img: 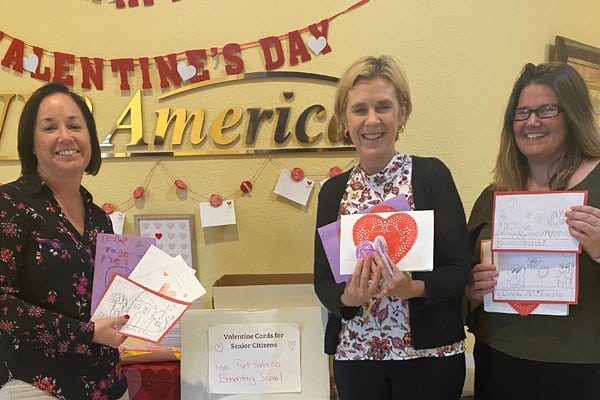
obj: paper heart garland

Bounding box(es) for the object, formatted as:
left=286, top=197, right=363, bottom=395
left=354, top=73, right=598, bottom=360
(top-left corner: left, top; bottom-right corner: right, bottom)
left=353, top=213, right=417, bottom=264
left=177, top=61, right=197, bottom=82
left=307, top=36, right=327, bottom=55
left=23, top=54, right=39, bottom=73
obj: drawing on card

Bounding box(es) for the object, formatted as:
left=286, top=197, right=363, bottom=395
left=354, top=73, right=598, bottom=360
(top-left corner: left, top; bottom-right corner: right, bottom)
left=493, top=251, right=578, bottom=303
left=492, top=192, right=586, bottom=252
left=91, top=274, right=190, bottom=343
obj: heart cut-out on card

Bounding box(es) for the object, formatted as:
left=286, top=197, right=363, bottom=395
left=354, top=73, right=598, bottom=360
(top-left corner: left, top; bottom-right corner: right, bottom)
left=23, top=54, right=39, bottom=73
left=155, top=232, right=163, bottom=240
left=177, top=61, right=197, bottom=81
left=353, top=213, right=417, bottom=264
left=307, top=36, right=327, bottom=55
left=509, top=302, right=540, bottom=316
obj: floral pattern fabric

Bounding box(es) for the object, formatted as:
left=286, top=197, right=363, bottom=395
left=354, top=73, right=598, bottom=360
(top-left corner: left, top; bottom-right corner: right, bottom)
left=335, top=152, right=465, bottom=360
left=0, top=175, right=127, bottom=399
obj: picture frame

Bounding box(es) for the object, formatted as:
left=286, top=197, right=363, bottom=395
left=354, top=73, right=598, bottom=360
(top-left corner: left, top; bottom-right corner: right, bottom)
left=134, top=214, right=197, bottom=269
left=554, top=36, right=600, bottom=123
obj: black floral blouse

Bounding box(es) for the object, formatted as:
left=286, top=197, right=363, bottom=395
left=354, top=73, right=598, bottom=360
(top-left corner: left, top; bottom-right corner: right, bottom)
left=0, top=175, right=127, bottom=399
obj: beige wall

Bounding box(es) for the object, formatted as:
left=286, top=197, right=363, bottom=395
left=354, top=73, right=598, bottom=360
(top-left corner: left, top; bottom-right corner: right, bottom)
left=1, top=0, right=599, bottom=307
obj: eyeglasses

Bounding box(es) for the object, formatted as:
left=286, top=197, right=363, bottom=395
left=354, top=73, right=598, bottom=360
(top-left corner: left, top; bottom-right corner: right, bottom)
left=511, top=104, right=564, bottom=121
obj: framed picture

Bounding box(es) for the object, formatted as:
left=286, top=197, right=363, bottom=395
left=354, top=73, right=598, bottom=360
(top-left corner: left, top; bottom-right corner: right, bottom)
left=554, top=36, right=600, bottom=124
left=134, top=214, right=197, bottom=269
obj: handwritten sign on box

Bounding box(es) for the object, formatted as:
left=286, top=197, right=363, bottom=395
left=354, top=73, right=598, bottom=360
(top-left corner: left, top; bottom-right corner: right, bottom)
left=208, top=322, right=300, bottom=394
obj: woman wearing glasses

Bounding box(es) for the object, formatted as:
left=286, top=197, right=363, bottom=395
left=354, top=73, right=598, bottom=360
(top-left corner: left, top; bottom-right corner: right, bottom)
left=465, top=62, right=600, bottom=399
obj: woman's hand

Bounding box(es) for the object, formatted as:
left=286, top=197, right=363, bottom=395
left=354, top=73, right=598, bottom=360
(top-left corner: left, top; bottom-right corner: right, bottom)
left=565, top=205, right=600, bottom=260
left=375, top=253, right=425, bottom=299
left=341, top=255, right=382, bottom=307
left=465, top=263, right=498, bottom=304
left=92, top=315, right=130, bottom=348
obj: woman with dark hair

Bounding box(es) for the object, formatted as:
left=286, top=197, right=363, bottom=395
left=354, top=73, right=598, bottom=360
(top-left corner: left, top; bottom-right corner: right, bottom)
left=314, top=55, right=470, bottom=399
left=466, top=62, right=600, bottom=399
left=0, top=82, right=129, bottom=399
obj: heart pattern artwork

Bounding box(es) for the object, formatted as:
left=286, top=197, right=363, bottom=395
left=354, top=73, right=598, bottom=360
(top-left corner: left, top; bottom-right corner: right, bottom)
left=352, top=213, right=417, bottom=264
left=139, top=219, right=194, bottom=267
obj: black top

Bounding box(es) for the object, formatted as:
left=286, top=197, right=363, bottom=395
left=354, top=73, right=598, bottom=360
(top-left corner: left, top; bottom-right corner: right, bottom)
left=314, top=156, right=470, bottom=353
left=0, top=175, right=127, bottom=399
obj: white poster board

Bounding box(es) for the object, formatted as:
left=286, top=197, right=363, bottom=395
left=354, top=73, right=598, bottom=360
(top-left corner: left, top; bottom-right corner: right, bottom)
left=181, top=307, right=329, bottom=400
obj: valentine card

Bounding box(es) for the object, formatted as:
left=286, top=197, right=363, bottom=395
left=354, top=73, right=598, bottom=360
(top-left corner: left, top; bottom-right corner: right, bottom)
left=339, top=210, right=433, bottom=275
left=274, top=169, right=314, bottom=206
left=318, top=195, right=411, bottom=283
left=199, top=199, right=236, bottom=227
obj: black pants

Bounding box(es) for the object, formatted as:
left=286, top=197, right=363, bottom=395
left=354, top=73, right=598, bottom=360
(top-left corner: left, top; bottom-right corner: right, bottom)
left=474, top=340, right=600, bottom=400
left=334, top=354, right=465, bottom=400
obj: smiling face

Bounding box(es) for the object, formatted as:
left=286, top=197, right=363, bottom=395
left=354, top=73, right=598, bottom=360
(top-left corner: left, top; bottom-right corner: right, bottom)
left=33, top=92, right=92, bottom=183
left=344, top=77, right=405, bottom=174
left=513, top=83, right=568, bottom=166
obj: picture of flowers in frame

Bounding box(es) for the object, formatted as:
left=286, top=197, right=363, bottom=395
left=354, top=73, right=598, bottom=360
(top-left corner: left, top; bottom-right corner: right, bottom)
left=134, top=214, right=197, bottom=269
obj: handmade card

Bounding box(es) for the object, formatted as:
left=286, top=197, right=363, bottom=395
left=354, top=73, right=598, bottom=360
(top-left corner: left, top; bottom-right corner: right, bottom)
left=91, top=274, right=191, bottom=344
left=480, top=240, right=569, bottom=316
left=339, top=210, right=434, bottom=275
left=317, top=195, right=411, bottom=283
left=492, top=250, right=578, bottom=304
left=199, top=200, right=236, bottom=227
left=92, top=233, right=156, bottom=314
left=492, top=191, right=587, bottom=252
left=274, top=169, right=314, bottom=206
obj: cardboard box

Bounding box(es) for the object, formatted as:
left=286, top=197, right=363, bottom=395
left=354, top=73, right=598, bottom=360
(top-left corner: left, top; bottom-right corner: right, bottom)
left=181, top=307, right=330, bottom=400
left=212, top=273, right=322, bottom=309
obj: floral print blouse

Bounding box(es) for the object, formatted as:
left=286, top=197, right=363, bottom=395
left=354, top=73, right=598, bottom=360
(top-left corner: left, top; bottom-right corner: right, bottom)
left=0, top=175, right=127, bottom=399
left=335, top=152, right=465, bottom=360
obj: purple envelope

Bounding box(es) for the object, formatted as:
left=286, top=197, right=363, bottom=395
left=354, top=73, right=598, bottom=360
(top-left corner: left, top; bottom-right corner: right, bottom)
left=91, top=233, right=156, bottom=314
left=317, top=195, right=410, bottom=283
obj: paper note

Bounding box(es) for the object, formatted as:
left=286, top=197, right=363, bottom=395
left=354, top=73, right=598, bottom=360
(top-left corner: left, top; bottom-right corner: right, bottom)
left=199, top=200, right=237, bottom=227
left=274, top=169, right=314, bottom=206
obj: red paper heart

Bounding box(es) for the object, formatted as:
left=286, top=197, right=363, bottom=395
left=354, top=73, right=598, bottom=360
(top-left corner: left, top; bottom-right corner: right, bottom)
left=353, top=213, right=417, bottom=263
left=155, top=232, right=163, bottom=239
left=509, top=302, right=540, bottom=316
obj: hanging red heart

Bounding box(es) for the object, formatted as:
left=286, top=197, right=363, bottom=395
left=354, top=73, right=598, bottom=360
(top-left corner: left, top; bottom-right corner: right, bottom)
left=329, top=166, right=342, bottom=177
left=101, top=203, right=115, bottom=214
left=209, top=194, right=223, bottom=207
left=240, top=180, right=253, bottom=193
left=291, top=167, right=304, bottom=181
left=133, top=186, right=145, bottom=199
left=174, top=179, right=187, bottom=190
left=353, top=213, right=417, bottom=263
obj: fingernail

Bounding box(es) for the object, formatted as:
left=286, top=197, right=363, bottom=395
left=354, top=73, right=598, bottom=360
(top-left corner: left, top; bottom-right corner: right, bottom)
left=124, top=315, right=130, bottom=320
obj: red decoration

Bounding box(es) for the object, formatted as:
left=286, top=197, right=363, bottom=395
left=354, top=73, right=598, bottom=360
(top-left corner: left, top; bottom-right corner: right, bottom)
left=329, top=166, right=342, bottom=177
left=291, top=167, right=304, bottom=181
left=133, top=186, right=145, bottom=199
left=101, top=203, right=115, bottom=214
left=209, top=194, right=223, bottom=207
left=240, top=180, right=253, bottom=193
left=174, top=179, right=187, bottom=190
left=353, top=213, right=417, bottom=263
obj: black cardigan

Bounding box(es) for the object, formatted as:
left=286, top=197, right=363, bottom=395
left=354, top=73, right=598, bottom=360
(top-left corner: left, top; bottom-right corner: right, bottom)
left=313, top=156, right=470, bottom=353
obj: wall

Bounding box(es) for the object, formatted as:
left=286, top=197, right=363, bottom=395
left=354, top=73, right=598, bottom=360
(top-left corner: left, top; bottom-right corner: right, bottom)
left=1, top=0, right=599, bottom=307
